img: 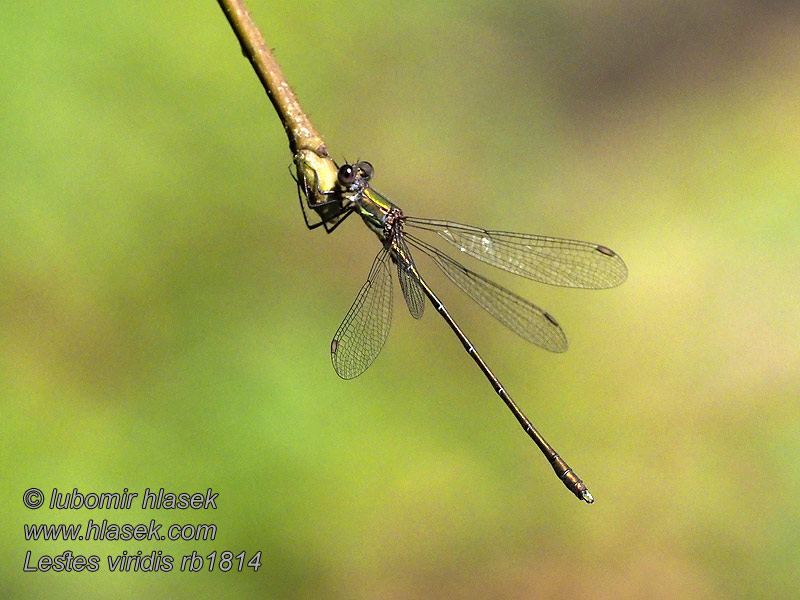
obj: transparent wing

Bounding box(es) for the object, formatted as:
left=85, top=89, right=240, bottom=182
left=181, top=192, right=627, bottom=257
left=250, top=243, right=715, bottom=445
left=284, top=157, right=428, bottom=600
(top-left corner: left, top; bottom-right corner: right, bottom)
left=404, top=217, right=628, bottom=289
left=393, top=234, right=425, bottom=319
left=406, top=234, right=567, bottom=353
left=331, top=247, right=393, bottom=379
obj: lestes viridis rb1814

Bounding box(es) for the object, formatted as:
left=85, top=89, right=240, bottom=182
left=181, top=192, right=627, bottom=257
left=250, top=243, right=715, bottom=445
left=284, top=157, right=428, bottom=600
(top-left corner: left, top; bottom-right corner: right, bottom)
left=294, top=155, right=627, bottom=503
left=216, top=0, right=627, bottom=503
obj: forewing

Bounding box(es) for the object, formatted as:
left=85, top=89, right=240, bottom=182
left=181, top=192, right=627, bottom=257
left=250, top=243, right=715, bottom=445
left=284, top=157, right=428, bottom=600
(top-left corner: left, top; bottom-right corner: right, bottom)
left=405, top=218, right=627, bottom=289
left=331, top=247, right=393, bottom=379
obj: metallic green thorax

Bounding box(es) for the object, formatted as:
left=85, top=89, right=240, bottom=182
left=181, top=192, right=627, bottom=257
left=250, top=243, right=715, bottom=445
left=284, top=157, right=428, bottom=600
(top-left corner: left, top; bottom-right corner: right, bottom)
left=353, top=187, right=398, bottom=240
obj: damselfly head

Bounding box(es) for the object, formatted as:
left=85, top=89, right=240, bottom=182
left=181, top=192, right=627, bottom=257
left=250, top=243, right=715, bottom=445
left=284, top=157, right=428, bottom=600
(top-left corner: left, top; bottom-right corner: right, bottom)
left=337, top=161, right=374, bottom=191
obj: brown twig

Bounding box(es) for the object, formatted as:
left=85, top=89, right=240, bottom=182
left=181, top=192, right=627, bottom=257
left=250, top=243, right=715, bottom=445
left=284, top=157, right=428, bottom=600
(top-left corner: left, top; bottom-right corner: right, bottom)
left=216, top=0, right=328, bottom=157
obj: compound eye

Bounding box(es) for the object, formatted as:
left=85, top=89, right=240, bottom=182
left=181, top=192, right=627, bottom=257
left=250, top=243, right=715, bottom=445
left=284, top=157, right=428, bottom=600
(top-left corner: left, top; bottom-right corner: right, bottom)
left=358, top=161, right=374, bottom=180
left=337, top=164, right=356, bottom=185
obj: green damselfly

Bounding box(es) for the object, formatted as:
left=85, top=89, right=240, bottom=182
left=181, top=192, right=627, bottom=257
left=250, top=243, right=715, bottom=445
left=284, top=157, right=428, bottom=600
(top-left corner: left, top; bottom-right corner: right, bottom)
left=294, top=154, right=627, bottom=503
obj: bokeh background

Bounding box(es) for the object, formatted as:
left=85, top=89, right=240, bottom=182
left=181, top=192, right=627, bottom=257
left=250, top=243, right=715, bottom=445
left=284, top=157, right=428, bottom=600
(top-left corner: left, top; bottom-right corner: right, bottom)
left=3, top=1, right=799, bottom=598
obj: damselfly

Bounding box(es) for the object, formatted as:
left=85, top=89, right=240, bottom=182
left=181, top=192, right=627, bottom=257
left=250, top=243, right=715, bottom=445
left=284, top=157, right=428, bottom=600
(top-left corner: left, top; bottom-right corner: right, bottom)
left=293, top=153, right=627, bottom=503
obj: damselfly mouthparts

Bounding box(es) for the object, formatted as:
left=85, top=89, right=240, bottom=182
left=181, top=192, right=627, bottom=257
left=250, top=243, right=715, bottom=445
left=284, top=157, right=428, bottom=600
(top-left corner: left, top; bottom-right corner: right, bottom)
left=293, top=153, right=627, bottom=503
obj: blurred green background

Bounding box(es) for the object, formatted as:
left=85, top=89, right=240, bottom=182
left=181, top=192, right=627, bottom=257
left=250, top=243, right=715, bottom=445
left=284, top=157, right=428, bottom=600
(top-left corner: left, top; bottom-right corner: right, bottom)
left=2, top=1, right=799, bottom=598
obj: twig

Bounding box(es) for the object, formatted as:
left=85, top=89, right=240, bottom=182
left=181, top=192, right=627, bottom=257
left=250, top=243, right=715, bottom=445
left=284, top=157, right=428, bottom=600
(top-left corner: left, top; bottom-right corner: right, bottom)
left=216, top=0, right=328, bottom=157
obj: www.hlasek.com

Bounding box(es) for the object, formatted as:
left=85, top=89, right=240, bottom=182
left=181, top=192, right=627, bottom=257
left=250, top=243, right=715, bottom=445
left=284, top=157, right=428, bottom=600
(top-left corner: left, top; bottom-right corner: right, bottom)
left=22, top=487, right=261, bottom=573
